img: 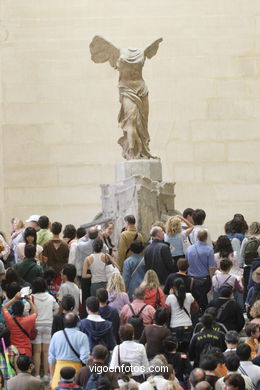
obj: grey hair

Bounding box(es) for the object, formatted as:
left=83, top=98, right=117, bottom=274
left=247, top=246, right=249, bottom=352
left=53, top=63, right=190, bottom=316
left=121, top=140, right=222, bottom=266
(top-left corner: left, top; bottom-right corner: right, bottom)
left=150, top=226, right=163, bottom=238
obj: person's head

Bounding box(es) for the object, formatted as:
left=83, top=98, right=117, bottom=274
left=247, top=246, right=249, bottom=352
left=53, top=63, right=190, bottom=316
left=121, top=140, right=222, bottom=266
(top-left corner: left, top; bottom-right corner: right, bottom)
left=119, top=324, right=134, bottom=341
left=107, top=273, right=126, bottom=293
left=6, top=282, right=21, bottom=300
left=224, top=374, right=245, bottom=390
left=96, top=376, right=112, bottom=390
left=51, top=221, right=62, bottom=235
left=199, top=355, right=217, bottom=371
left=197, top=230, right=208, bottom=243
left=215, top=235, right=233, bottom=258
left=13, top=218, right=24, bottom=231
left=24, top=243, right=36, bottom=259
left=63, top=224, right=76, bottom=240
left=16, top=355, right=34, bottom=373
left=12, top=300, right=24, bottom=317
left=0, top=328, right=11, bottom=353
left=32, top=277, right=47, bottom=294
left=26, top=215, right=40, bottom=230
left=236, top=343, right=251, bottom=361
left=220, top=258, right=233, bottom=272
left=60, top=366, right=76, bottom=382
left=86, top=296, right=99, bottom=314
left=162, top=363, right=175, bottom=381
left=124, top=215, right=136, bottom=227
left=200, top=313, right=213, bottom=329
left=61, top=294, right=76, bottom=312
left=103, top=222, right=114, bottom=237
left=152, top=221, right=166, bottom=232
left=219, top=284, right=233, bottom=298
left=64, top=312, right=79, bottom=328
left=250, top=300, right=260, bottom=319
left=38, top=215, right=50, bottom=229
left=225, top=331, right=239, bottom=347
left=148, top=358, right=167, bottom=376
left=142, top=269, right=160, bottom=290
left=150, top=226, right=164, bottom=241
left=183, top=208, right=194, bottom=223
left=23, top=227, right=37, bottom=245
left=76, top=227, right=86, bottom=239
left=177, top=258, right=189, bottom=272
left=43, top=267, right=57, bottom=284
left=166, top=216, right=182, bottom=236
left=245, top=323, right=260, bottom=339
left=92, top=345, right=109, bottom=363
left=93, top=237, right=104, bottom=253
left=195, top=381, right=212, bottom=390
left=225, top=221, right=232, bottom=234
left=224, top=352, right=240, bottom=372
left=189, top=368, right=206, bottom=389
left=133, top=287, right=145, bottom=301
left=61, top=264, right=76, bottom=282
left=163, top=335, right=178, bottom=353
left=88, top=226, right=99, bottom=240
left=230, top=215, right=248, bottom=235
left=172, top=278, right=186, bottom=308
left=4, top=268, right=20, bottom=285
left=96, top=288, right=108, bottom=304
left=154, top=308, right=168, bottom=326
left=129, top=240, right=144, bottom=254
left=249, top=221, right=260, bottom=236
left=192, top=209, right=206, bottom=226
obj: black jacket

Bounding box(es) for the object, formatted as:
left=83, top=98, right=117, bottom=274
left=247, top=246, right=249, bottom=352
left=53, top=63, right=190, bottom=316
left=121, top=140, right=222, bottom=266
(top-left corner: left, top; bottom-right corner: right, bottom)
left=207, top=298, right=245, bottom=332
left=144, top=239, right=175, bottom=285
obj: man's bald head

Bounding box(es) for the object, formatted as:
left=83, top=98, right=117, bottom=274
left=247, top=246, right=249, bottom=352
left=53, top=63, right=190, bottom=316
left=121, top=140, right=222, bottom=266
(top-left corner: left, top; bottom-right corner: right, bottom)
left=64, top=312, right=78, bottom=328
left=190, top=368, right=206, bottom=388
left=197, top=229, right=208, bottom=242
left=88, top=227, right=99, bottom=240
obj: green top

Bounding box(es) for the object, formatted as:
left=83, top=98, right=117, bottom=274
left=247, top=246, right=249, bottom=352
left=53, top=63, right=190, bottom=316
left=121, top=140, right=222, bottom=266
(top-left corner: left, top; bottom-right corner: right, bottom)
left=14, top=258, right=43, bottom=285
left=37, top=229, right=52, bottom=246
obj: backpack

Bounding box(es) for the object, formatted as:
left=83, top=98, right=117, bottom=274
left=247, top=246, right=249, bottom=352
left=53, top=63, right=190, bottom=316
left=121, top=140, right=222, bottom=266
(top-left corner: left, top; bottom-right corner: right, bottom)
left=127, top=303, right=147, bottom=339
left=213, top=275, right=232, bottom=299
left=86, top=372, right=101, bottom=390
left=244, top=237, right=260, bottom=265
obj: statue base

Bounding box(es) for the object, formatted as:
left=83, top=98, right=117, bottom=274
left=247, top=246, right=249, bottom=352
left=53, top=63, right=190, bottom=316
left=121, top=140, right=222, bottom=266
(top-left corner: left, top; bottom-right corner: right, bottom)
left=100, top=159, right=176, bottom=241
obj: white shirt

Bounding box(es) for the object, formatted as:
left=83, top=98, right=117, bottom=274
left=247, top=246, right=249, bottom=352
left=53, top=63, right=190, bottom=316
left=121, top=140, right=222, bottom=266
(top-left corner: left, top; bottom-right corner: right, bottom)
left=139, top=376, right=168, bottom=390
left=166, top=293, right=194, bottom=328
left=215, top=371, right=254, bottom=390
left=110, top=341, right=149, bottom=376
left=239, top=361, right=260, bottom=386
left=58, top=281, right=80, bottom=314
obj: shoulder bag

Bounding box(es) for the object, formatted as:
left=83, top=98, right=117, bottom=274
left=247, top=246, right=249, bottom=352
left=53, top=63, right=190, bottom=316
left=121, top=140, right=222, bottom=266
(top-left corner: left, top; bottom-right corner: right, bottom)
left=13, top=316, right=38, bottom=341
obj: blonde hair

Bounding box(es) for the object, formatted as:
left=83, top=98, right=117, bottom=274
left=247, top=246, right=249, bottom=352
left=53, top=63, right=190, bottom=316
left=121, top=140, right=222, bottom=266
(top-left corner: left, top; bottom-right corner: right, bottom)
left=14, top=218, right=24, bottom=229
left=250, top=300, right=260, bottom=319
left=166, top=216, right=181, bottom=236
left=249, top=222, right=260, bottom=236
left=163, top=381, right=180, bottom=390
left=141, top=269, right=160, bottom=290
left=107, top=273, right=126, bottom=293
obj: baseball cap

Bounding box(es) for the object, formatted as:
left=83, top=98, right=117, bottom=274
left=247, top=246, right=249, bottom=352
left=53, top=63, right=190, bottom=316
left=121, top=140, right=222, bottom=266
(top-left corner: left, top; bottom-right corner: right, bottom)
left=26, top=215, right=40, bottom=223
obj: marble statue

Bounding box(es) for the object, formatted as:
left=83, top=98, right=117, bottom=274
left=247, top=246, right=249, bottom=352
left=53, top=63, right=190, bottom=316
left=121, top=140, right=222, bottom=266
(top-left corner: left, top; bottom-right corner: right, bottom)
left=89, top=35, right=163, bottom=160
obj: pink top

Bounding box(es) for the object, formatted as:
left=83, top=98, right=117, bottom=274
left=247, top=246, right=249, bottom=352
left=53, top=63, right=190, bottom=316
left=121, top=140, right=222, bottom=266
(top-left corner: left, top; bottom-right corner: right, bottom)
left=16, top=243, right=43, bottom=262
left=120, top=299, right=155, bottom=326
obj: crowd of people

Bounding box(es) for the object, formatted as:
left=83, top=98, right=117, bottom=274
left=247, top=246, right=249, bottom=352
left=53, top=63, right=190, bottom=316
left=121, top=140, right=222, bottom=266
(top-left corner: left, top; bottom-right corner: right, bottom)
left=0, top=210, right=259, bottom=390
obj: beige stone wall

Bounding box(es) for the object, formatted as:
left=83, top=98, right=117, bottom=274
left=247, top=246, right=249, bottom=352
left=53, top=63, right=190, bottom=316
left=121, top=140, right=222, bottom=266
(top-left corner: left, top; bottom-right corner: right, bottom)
left=1, top=0, right=260, bottom=239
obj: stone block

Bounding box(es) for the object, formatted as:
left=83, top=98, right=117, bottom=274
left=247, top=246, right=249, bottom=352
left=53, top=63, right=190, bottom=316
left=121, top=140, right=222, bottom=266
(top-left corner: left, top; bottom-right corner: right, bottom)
left=115, top=159, right=162, bottom=182
left=194, top=142, right=226, bottom=162
left=228, top=142, right=260, bottom=162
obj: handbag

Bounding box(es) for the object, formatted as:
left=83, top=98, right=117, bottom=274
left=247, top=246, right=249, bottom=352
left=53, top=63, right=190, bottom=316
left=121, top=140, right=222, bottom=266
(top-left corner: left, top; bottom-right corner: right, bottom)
left=155, top=288, right=162, bottom=309
left=104, top=254, right=120, bottom=281
left=13, top=316, right=38, bottom=341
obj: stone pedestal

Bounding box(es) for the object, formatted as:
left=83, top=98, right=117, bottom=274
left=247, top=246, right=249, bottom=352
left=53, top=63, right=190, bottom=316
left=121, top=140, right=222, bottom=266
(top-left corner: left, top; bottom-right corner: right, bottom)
left=100, top=159, right=176, bottom=241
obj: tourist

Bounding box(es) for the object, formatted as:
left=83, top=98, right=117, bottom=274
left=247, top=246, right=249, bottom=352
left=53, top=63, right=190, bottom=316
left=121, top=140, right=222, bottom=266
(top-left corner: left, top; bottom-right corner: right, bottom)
left=244, top=323, right=260, bottom=360
left=211, top=258, right=243, bottom=299
left=224, top=331, right=240, bottom=355
left=166, top=278, right=198, bottom=351
left=139, top=308, right=171, bottom=360
left=189, top=209, right=212, bottom=247
left=7, top=355, right=44, bottom=390
left=42, top=222, right=69, bottom=281
left=0, top=327, right=18, bottom=381
left=48, top=312, right=90, bottom=390
left=182, top=208, right=194, bottom=231
left=199, top=355, right=219, bottom=389
left=186, top=230, right=216, bottom=311
left=68, top=227, right=86, bottom=279
left=31, top=277, right=59, bottom=381
left=107, top=273, right=129, bottom=312
left=9, top=218, right=24, bottom=264
left=97, top=288, right=120, bottom=343
left=110, top=324, right=149, bottom=383
left=102, top=222, right=115, bottom=256
left=141, top=269, right=167, bottom=309
left=214, top=235, right=241, bottom=275
left=193, top=307, right=228, bottom=335
left=117, top=215, right=144, bottom=270
left=26, top=214, right=40, bottom=231
left=223, top=374, right=246, bottom=390
left=16, top=227, right=43, bottom=263
left=54, top=366, right=83, bottom=390
left=44, top=268, right=60, bottom=299
left=37, top=215, right=52, bottom=247
left=122, top=240, right=146, bottom=300
left=14, top=244, right=43, bottom=285
left=189, top=368, right=206, bottom=390
left=144, top=226, right=175, bottom=285
left=139, top=357, right=169, bottom=389
left=78, top=296, right=116, bottom=353
left=2, top=292, right=37, bottom=356
left=62, top=224, right=77, bottom=247
left=58, top=264, right=80, bottom=314
left=51, top=294, right=75, bottom=335
left=236, top=343, right=260, bottom=388
left=164, top=258, right=194, bottom=295
left=249, top=300, right=260, bottom=325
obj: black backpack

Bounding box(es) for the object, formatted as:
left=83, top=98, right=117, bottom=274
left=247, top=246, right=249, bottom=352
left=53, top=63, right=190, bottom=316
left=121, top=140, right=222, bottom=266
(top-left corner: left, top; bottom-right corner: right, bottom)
left=127, top=303, right=147, bottom=339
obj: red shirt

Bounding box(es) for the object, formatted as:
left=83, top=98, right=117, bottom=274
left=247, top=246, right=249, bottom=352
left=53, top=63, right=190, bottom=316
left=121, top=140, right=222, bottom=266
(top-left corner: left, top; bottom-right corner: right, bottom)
left=144, top=288, right=167, bottom=309
left=3, top=311, right=36, bottom=356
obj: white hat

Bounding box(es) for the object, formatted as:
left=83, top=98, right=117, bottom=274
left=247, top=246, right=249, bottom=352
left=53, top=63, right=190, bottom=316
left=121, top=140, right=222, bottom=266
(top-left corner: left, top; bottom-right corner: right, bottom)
left=26, top=215, right=40, bottom=223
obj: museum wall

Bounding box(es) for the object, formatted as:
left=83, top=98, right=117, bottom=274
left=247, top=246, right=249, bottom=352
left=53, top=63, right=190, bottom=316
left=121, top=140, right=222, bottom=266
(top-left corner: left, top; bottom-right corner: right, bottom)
left=1, top=0, right=260, bottom=238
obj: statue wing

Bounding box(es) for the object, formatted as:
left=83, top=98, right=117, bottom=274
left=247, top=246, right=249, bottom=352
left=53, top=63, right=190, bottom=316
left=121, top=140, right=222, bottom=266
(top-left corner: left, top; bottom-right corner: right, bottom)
left=144, top=38, right=163, bottom=59
left=89, top=35, right=120, bottom=69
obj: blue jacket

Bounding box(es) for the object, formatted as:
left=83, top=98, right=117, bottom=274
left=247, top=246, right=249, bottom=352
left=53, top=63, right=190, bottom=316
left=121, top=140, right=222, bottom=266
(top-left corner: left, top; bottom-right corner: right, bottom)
left=78, top=317, right=116, bottom=353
